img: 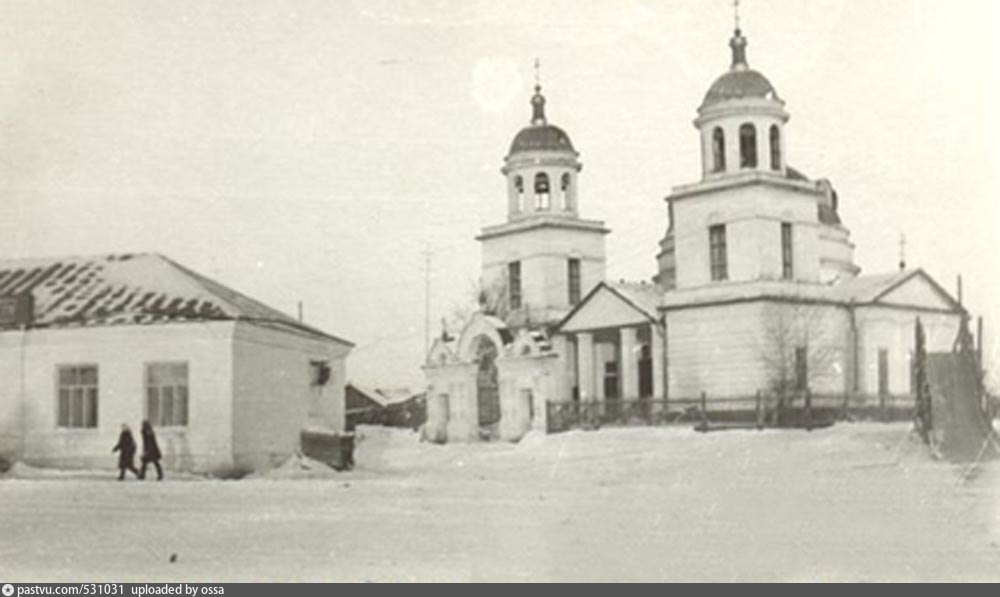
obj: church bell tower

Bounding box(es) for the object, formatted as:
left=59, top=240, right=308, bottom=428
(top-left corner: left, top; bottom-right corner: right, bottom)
left=477, top=69, right=609, bottom=329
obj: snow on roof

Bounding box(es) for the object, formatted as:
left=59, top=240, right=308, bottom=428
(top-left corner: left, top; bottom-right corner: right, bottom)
left=0, top=252, right=351, bottom=343
left=606, top=281, right=663, bottom=320
left=346, top=382, right=420, bottom=407
left=828, top=269, right=917, bottom=304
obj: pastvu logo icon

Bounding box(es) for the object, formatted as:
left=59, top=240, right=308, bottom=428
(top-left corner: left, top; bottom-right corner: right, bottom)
left=1, top=583, right=14, bottom=596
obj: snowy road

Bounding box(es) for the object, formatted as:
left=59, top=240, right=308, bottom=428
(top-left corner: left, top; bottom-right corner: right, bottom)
left=1, top=423, right=998, bottom=581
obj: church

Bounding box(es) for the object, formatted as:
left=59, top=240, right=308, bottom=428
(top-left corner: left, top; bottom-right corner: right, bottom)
left=423, top=23, right=967, bottom=442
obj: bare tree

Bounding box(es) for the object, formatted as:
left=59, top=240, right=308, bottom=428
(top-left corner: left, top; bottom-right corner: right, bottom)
left=441, top=274, right=511, bottom=340
left=757, top=301, right=840, bottom=415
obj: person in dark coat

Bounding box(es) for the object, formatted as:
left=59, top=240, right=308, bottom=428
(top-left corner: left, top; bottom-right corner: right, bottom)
left=111, top=423, right=140, bottom=481
left=139, top=420, right=164, bottom=481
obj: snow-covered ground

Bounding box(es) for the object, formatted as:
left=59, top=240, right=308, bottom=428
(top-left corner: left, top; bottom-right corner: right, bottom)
left=1, top=423, right=998, bottom=582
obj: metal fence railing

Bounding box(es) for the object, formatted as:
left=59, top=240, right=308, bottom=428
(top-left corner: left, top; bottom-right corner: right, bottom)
left=545, top=392, right=916, bottom=434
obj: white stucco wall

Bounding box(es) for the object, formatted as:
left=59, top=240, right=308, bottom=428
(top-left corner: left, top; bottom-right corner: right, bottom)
left=230, top=322, right=350, bottom=472
left=481, top=224, right=606, bottom=322
left=0, top=322, right=236, bottom=472
left=671, top=183, right=825, bottom=289
left=667, top=300, right=850, bottom=400
left=853, top=307, right=960, bottom=398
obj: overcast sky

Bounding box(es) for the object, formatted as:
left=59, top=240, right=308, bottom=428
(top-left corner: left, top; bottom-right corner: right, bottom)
left=0, top=0, right=998, bottom=389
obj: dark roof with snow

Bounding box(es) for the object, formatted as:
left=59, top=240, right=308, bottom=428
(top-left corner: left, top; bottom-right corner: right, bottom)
left=508, top=124, right=575, bottom=155
left=702, top=69, right=778, bottom=108
left=0, top=253, right=351, bottom=343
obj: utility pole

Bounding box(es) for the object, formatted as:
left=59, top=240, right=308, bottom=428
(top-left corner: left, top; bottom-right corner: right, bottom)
left=422, top=243, right=431, bottom=358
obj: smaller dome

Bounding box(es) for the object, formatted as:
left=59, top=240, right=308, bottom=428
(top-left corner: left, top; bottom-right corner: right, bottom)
left=509, top=124, right=575, bottom=155
left=700, top=28, right=780, bottom=110
left=702, top=69, right=778, bottom=107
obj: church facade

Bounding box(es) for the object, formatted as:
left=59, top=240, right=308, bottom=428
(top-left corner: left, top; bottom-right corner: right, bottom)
left=423, top=25, right=966, bottom=442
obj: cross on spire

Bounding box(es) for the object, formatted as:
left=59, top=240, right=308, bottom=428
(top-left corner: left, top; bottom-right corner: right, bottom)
left=530, top=58, right=547, bottom=125
left=899, top=233, right=907, bottom=271
left=733, top=0, right=740, bottom=32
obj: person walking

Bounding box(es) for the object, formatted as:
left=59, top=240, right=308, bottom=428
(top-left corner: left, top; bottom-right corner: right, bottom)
left=112, top=423, right=140, bottom=480
left=139, top=420, right=164, bottom=481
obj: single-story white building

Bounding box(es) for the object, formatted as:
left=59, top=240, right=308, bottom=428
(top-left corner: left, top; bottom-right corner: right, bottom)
left=0, top=253, right=352, bottom=474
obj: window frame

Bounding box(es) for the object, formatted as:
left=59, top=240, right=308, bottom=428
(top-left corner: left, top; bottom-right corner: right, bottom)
left=55, top=364, right=99, bottom=430
left=534, top=172, right=550, bottom=210
left=781, top=222, right=794, bottom=280
left=567, top=258, right=582, bottom=305
left=507, top=261, right=522, bottom=310
left=514, top=175, right=525, bottom=212
left=769, top=125, right=781, bottom=171
left=709, top=224, right=728, bottom=281
left=739, top=123, right=757, bottom=169
left=794, top=346, right=808, bottom=392
left=561, top=173, right=572, bottom=211
left=711, top=126, right=726, bottom=172
left=144, top=361, right=190, bottom=428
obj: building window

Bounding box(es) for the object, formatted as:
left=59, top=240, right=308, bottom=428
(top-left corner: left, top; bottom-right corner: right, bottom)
left=567, top=258, right=581, bottom=305
left=561, top=173, right=572, bottom=211
left=57, top=365, right=98, bottom=428
left=146, top=362, right=189, bottom=427
left=709, top=224, right=728, bottom=281
left=878, top=349, right=889, bottom=397
left=795, top=346, right=808, bottom=392
left=508, top=261, right=522, bottom=310
left=534, top=173, right=550, bottom=210
left=514, top=176, right=524, bottom=211
left=739, top=123, right=757, bottom=168
left=711, top=127, right=726, bottom=172
left=310, top=360, right=331, bottom=386
left=781, top=222, right=793, bottom=280
left=769, top=125, right=781, bottom=171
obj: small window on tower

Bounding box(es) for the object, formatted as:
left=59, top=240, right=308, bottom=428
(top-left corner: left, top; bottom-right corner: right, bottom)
left=781, top=222, right=793, bottom=280
left=514, top=176, right=525, bottom=211
left=508, top=261, right=522, bottom=310
left=709, top=224, right=728, bottom=281
left=712, top=127, right=726, bottom=172
left=567, top=258, right=581, bottom=305
left=769, top=125, right=781, bottom=171
left=535, top=173, right=550, bottom=210
left=561, top=173, right=572, bottom=211
left=739, top=123, right=757, bottom=169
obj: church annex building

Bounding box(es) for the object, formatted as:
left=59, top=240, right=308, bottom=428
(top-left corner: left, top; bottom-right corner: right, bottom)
left=423, top=24, right=966, bottom=442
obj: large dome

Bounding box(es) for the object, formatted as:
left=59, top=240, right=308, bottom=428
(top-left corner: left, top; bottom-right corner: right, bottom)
left=702, top=69, right=778, bottom=108
left=509, top=124, right=575, bottom=155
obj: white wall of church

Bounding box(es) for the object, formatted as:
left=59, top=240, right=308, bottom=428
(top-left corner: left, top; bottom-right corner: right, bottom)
left=671, top=184, right=824, bottom=289
left=853, top=307, right=960, bottom=398
left=667, top=301, right=850, bottom=400
left=481, top=226, right=605, bottom=318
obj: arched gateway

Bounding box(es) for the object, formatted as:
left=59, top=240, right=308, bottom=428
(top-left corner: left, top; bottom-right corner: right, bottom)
left=473, top=335, right=501, bottom=431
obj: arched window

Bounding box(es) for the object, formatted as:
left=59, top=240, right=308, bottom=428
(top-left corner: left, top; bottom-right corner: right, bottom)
left=711, top=127, right=726, bottom=172
left=514, top=176, right=524, bottom=211
left=739, top=123, right=757, bottom=169
left=561, top=173, right=572, bottom=211
left=535, top=172, right=550, bottom=210
left=769, top=125, right=781, bottom=171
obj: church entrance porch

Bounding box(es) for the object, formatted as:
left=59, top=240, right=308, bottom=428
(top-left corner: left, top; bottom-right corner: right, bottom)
left=564, top=324, right=662, bottom=427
